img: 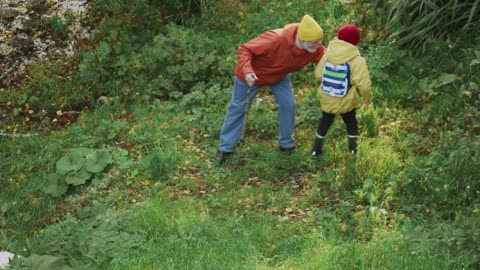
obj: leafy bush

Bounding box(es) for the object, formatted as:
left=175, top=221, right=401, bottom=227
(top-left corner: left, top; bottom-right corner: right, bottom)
left=44, top=147, right=133, bottom=197
left=74, top=22, right=232, bottom=106
left=10, top=202, right=145, bottom=269
left=403, top=135, right=480, bottom=215
left=95, top=119, right=130, bottom=142
left=91, top=0, right=164, bottom=40
left=21, top=62, right=79, bottom=111
left=136, top=23, right=231, bottom=100
left=361, top=45, right=427, bottom=109
left=408, top=213, right=480, bottom=269
left=160, top=0, right=210, bottom=24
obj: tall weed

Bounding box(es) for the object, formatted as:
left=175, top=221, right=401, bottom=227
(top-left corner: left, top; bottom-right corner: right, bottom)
left=403, top=135, right=480, bottom=215
left=384, top=0, right=480, bottom=53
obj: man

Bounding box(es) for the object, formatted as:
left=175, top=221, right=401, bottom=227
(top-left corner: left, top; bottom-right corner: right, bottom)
left=218, top=15, right=326, bottom=163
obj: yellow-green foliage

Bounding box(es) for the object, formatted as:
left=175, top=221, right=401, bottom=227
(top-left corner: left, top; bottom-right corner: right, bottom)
left=358, top=104, right=380, bottom=138
left=355, top=137, right=403, bottom=207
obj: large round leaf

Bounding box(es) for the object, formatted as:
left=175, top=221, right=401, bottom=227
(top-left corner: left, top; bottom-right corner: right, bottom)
left=56, top=149, right=85, bottom=175
left=65, top=167, right=92, bottom=186
left=91, top=173, right=110, bottom=187
left=77, top=147, right=95, bottom=157
left=86, top=150, right=112, bottom=173
left=44, top=173, right=68, bottom=197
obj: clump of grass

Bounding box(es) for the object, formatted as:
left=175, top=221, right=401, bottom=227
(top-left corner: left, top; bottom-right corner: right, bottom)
left=144, top=146, right=178, bottom=183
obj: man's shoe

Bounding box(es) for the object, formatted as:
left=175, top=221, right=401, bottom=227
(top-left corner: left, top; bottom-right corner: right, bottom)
left=279, top=146, right=296, bottom=154
left=218, top=151, right=233, bottom=164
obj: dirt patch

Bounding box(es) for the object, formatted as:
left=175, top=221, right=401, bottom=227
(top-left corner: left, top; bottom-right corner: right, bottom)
left=0, top=0, right=91, bottom=89
left=0, top=0, right=92, bottom=135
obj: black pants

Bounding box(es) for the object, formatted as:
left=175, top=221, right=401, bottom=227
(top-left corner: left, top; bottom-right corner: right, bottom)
left=316, top=109, right=358, bottom=137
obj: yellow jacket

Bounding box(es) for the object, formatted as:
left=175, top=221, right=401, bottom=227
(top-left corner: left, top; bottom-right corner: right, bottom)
left=314, top=39, right=371, bottom=114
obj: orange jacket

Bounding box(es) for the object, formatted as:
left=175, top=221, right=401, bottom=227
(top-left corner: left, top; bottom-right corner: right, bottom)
left=235, top=23, right=326, bottom=86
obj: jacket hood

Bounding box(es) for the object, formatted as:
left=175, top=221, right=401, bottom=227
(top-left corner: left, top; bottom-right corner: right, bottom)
left=325, top=38, right=360, bottom=64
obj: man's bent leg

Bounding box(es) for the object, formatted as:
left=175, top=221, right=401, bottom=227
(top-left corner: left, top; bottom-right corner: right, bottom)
left=270, top=76, right=296, bottom=149
left=219, top=77, right=259, bottom=152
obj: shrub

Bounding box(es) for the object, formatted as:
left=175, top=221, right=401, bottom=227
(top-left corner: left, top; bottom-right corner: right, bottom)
left=403, top=135, right=480, bottom=215
left=44, top=147, right=133, bottom=197
left=408, top=213, right=480, bottom=269
left=10, top=202, right=145, bottom=269
left=136, top=23, right=231, bottom=100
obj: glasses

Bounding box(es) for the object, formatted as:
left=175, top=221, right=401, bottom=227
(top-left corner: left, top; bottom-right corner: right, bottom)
left=303, top=40, right=322, bottom=46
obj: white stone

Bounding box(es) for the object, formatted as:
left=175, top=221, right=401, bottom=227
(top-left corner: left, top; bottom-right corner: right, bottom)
left=0, top=44, right=13, bottom=56
left=60, top=0, right=87, bottom=13
left=0, top=251, right=15, bottom=269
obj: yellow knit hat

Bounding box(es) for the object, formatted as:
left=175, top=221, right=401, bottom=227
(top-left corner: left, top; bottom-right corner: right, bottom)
left=297, top=15, right=323, bottom=41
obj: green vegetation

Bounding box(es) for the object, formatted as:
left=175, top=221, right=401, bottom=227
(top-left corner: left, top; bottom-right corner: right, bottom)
left=1, top=0, right=479, bottom=269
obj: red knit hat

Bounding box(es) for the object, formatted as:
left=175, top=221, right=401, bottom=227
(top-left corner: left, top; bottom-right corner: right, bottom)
left=337, top=24, right=360, bottom=45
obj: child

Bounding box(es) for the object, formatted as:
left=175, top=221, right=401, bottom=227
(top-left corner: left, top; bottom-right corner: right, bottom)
left=311, top=24, right=371, bottom=157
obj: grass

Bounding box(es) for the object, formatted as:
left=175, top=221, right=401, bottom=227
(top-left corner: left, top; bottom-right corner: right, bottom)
left=0, top=135, right=65, bottom=238
left=101, top=195, right=452, bottom=270
left=0, top=86, right=466, bottom=269
left=1, top=1, right=479, bottom=268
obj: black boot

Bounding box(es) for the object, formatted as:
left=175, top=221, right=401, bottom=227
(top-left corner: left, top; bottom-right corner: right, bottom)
left=311, top=136, right=324, bottom=157
left=348, top=136, right=357, bottom=156
left=218, top=151, right=233, bottom=164
left=279, top=145, right=296, bottom=154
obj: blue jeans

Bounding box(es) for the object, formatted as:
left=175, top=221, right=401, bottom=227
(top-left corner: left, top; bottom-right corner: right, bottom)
left=219, top=75, right=296, bottom=152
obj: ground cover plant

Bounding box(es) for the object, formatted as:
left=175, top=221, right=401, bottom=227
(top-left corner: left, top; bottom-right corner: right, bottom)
left=1, top=0, right=479, bottom=269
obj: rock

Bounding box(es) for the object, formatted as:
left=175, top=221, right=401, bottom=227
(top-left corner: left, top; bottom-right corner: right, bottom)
left=58, top=0, right=87, bottom=14
left=0, top=251, right=15, bottom=268
left=97, top=96, right=120, bottom=104
left=0, top=7, right=19, bottom=22
left=0, top=44, right=13, bottom=56
left=97, top=96, right=110, bottom=104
